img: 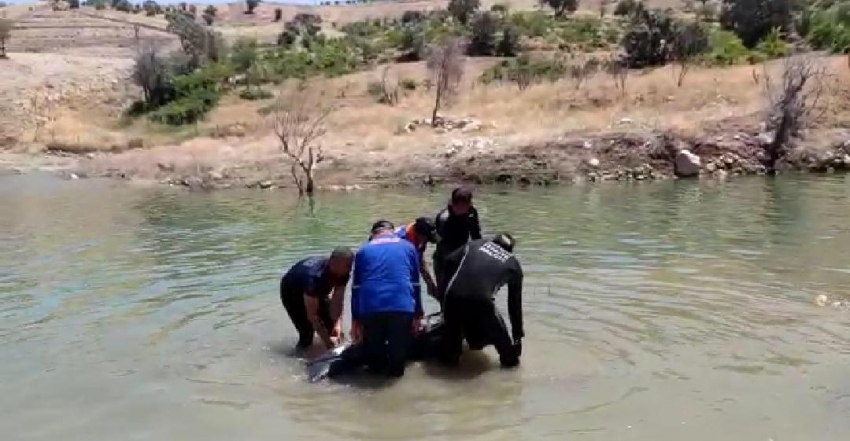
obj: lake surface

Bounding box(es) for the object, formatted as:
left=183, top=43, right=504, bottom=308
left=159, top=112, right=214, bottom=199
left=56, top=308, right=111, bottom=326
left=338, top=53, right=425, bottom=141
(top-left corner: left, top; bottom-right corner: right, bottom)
left=2, top=173, right=850, bottom=441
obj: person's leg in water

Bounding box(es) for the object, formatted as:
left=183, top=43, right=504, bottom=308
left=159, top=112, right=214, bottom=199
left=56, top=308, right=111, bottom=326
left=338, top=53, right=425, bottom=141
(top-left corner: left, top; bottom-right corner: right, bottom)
left=281, top=283, right=315, bottom=349
left=486, top=307, right=520, bottom=368
left=361, top=313, right=389, bottom=375
left=438, top=295, right=465, bottom=367
left=384, top=312, right=414, bottom=377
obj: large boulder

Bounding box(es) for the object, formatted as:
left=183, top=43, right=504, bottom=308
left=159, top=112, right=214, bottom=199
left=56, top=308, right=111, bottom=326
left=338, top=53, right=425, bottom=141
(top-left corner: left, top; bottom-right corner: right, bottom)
left=674, top=149, right=701, bottom=178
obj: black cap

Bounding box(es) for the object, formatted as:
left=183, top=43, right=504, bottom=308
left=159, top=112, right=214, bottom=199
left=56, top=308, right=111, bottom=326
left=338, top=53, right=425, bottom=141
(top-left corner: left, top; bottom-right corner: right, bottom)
left=451, top=187, right=473, bottom=204
left=370, top=219, right=395, bottom=235
left=413, top=217, right=438, bottom=243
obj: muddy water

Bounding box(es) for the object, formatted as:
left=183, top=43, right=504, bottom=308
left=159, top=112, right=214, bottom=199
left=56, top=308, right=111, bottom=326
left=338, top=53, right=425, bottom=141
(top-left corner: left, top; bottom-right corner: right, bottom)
left=2, top=173, right=850, bottom=441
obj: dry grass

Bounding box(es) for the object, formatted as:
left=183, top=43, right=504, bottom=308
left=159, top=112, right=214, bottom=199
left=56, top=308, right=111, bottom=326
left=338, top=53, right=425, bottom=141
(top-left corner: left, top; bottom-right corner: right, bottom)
left=80, top=54, right=850, bottom=182
left=183, top=56, right=850, bottom=154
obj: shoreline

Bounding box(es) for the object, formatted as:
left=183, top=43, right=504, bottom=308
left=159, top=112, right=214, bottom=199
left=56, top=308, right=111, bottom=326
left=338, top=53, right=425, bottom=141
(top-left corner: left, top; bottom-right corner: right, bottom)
left=3, top=125, right=850, bottom=192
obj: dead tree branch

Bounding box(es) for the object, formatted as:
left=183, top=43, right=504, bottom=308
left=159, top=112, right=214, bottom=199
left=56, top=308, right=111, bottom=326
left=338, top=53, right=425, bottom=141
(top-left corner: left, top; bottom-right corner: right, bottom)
left=426, top=37, right=466, bottom=126
left=763, top=53, right=829, bottom=173
left=271, top=87, right=335, bottom=195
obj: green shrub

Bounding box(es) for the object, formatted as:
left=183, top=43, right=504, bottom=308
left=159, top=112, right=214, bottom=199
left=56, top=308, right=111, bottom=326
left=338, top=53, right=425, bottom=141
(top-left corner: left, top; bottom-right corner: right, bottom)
left=480, top=54, right=567, bottom=87
left=701, top=28, right=750, bottom=66
left=400, top=78, right=418, bottom=90
left=147, top=63, right=232, bottom=125
left=754, top=27, right=787, bottom=58
left=509, top=11, right=554, bottom=38
left=804, top=4, right=850, bottom=53
left=238, top=88, right=274, bottom=100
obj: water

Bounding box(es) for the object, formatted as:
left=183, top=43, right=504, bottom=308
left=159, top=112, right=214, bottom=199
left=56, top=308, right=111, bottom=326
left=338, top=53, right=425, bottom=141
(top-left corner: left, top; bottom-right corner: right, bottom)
left=2, top=173, right=850, bottom=441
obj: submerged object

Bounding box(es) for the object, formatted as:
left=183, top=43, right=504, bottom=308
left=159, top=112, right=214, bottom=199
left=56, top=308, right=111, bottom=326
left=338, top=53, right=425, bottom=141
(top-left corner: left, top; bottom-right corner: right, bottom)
left=305, top=313, right=445, bottom=383
left=306, top=343, right=351, bottom=383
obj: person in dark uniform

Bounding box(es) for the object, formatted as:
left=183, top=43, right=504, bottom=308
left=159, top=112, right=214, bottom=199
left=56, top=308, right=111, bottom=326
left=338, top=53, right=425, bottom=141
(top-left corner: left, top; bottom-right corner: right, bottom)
left=438, top=234, right=524, bottom=368
left=395, top=217, right=439, bottom=300
left=280, top=247, right=354, bottom=350
left=433, top=187, right=482, bottom=290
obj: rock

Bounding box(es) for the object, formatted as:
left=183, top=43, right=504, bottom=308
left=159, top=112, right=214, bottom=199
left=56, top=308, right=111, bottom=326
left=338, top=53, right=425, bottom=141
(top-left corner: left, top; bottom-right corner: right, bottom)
left=757, top=132, right=774, bottom=146
left=69, top=173, right=79, bottom=180
left=182, top=176, right=203, bottom=189
left=617, top=118, right=633, bottom=125
left=705, top=162, right=717, bottom=173
left=843, top=154, right=850, bottom=165
left=85, top=153, right=96, bottom=160
left=587, top=157, right=600, bottom=168
left=674, top=150, right=701, bottom=178
left=816, top=294, right=829, bottom=307
left=207, top=171, right=223, bottom=180
left=258, top=180, right=274, bottom=189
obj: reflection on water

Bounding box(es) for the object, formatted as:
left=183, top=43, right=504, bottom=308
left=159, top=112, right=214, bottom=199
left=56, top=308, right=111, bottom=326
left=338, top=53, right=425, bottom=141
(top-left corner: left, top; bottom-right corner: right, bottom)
left=2, top=173, right=850, bottom=440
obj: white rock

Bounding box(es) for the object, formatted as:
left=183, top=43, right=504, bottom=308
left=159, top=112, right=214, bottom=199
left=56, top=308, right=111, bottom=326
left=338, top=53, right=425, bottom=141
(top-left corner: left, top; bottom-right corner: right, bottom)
left=815, top=294, right=829, bottom=307
left=587, top=157, right=600, bottom=168
left=674, top=149, right=701, bottom=178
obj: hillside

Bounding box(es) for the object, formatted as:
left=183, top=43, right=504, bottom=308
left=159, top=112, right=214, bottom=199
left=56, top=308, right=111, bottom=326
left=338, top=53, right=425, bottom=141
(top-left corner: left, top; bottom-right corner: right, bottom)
left=1, top=0, right=849, bottom=190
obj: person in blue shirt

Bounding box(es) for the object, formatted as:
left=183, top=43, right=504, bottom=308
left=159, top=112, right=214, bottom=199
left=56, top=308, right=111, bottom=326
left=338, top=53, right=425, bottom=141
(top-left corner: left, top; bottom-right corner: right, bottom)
left=280, top=247, right=354, bottom=350
left=350, top=220, right=424, bottom=377
left=395, top=217, right=439, bottom=300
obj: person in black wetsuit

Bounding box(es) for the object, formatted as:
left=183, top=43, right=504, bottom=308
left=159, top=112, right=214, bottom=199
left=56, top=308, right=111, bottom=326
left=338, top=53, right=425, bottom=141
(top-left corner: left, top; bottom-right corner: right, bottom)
left=433, top=187, right=482, bottom=292
left=438, top=233, right=524, bottom=368
left=280, top=247, right=354, bottom=350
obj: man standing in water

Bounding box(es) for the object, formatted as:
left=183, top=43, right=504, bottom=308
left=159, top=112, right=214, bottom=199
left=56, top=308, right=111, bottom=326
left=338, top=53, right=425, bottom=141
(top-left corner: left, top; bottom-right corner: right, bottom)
left=396, top=217, right=440, bottom=300
left=350, top=220, right=423, bottom=377
left=438, top=234, right=524, bottom=368
left=433, top=187, right=482, bottom=290
left=280, top=247, right=354, bottom=350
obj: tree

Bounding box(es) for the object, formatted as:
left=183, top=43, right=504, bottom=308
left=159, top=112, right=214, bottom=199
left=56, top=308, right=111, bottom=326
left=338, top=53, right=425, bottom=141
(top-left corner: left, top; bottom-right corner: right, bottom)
left=69, top=0, right=80, bottom=9
left=203, top=5, right=217, bottom=25
left=274, top=7, right=282, bottom=22
left=398, top=24, right=426, bottom=61
left=93, top=0, right=106, bottom=10
left=496, top=25, right=520, bottom=57
left=719, top=0, right=795, bottom=48
left=143, top=1, right=160, bottom=16
left=272, top=87, right=335, bottom=196
left=620, top=7, right=676, bottom=68
left=763, top=54, right=828, bottom=173
left=426, top=37, right=466, bottom=126
left=246, top=0, right=259, bottom=14
left=132, top=45, right=175, bottom=107
left=670, top=20, right=709, bottom=86
left=468, top=12, right=497, bottom=56
left=230, top=37, right=258, bottom=88
left=448, top=0, right=480, bottom=25
left=538, top=0, right=579, bottom=17
left=166, top=11, right=227, bottom=63
left=0, top=18, right=11, bottom=59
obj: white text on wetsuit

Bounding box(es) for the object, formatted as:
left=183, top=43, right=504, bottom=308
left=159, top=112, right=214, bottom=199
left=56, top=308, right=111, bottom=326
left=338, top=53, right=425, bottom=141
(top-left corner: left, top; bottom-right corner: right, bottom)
left=478, top=241, right=512, bottom=263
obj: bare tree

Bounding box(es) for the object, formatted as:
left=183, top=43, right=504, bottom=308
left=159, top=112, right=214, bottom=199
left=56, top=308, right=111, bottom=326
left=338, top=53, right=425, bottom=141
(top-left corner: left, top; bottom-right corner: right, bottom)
left=426, top=38, right=465, bottom=127
left=271, top=87, right=335, bottom=196
left=671, top=21, right=709, bottom=87
left=0, top=18, right=12, bottom=59
left=763, top=53, right=828, bottom=174
left=605, top=57, right=628, bottom=97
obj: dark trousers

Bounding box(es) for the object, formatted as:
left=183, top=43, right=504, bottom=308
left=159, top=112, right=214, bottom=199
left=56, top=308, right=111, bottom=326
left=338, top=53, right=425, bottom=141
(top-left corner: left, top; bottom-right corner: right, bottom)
left=328, top=315, right=443, bottom=378
left=361, top=311, right=414, bottom=377
left=280, top=282, right=333, bottom=349
left=441, top=295, right=519, bottom=367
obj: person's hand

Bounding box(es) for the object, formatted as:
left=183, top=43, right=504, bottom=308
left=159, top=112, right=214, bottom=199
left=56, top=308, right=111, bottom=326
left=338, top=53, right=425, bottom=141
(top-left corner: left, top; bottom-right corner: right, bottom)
left=411, top=316, right=423, bottom=335
left=350, top=321, right=362, bottom=343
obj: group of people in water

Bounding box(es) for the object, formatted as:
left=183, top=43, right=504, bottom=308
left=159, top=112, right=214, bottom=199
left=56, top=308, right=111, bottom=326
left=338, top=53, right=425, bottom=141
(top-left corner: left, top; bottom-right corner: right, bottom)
left=279, top=187, right=525, bottom=379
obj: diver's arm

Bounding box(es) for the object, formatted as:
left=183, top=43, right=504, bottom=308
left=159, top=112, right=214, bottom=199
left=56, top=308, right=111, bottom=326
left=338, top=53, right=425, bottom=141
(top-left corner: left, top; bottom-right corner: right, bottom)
left=419, top=256, right=438, bottom=301
left=469, top=207, right=482, bottom=240
left=507, top=263, right=524, bottom=341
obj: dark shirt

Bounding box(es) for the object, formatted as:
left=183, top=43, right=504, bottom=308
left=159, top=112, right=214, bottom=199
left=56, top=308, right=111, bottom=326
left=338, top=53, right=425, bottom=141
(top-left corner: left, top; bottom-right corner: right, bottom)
left=439, top=239, right=524, bottom=340
left=434, top=205, right=482, bottom=258
left=351, top=233, right=423, bottom=321
left=281, top=256, right=349, bottom=303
